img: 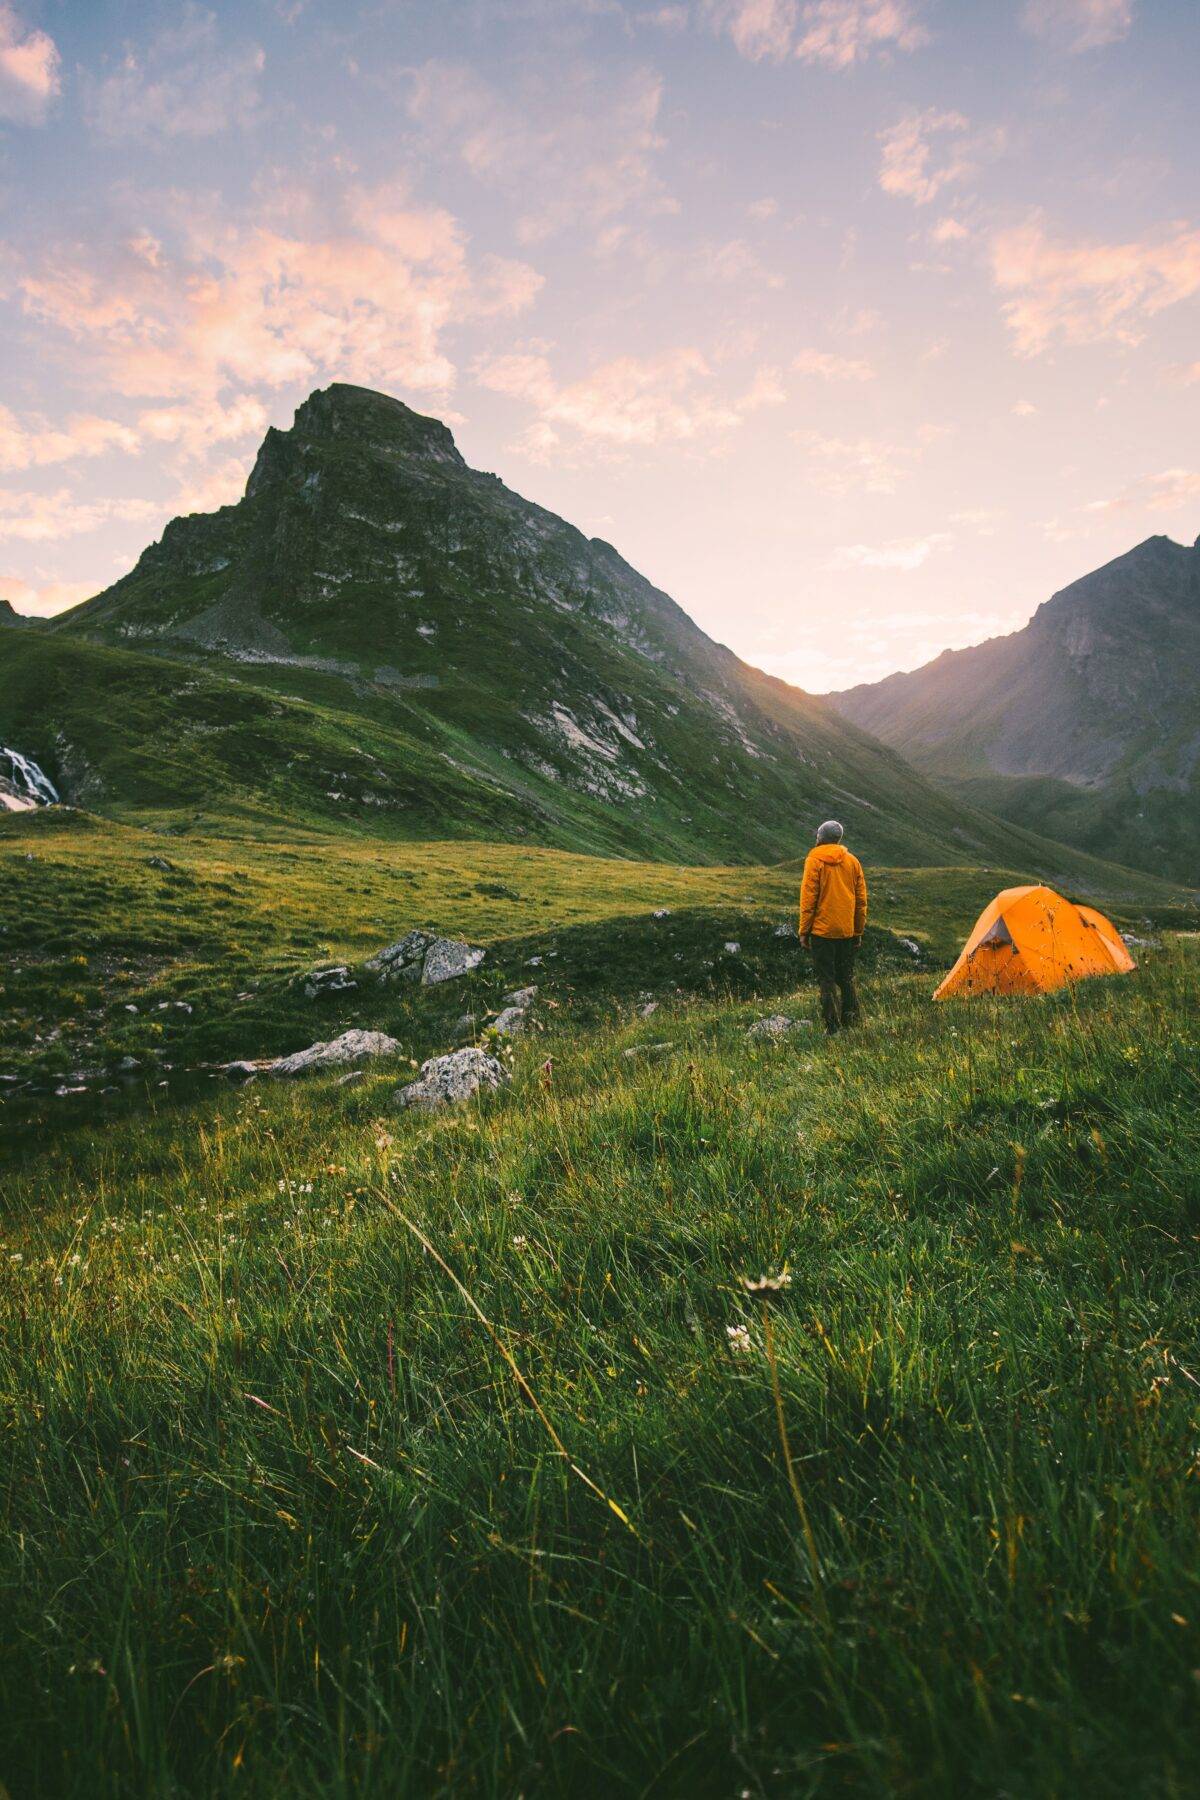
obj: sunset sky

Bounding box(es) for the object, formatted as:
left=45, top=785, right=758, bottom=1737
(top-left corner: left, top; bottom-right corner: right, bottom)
left=2, top=0, right=1198, bottom=689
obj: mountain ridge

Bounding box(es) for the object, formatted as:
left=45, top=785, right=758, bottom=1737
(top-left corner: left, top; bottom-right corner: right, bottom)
left=1, top=381, right=1176, bottom=888
left=831, top=533, right=1200, bottom=881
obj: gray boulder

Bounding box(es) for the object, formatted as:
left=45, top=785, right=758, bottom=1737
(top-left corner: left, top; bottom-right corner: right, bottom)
left=394, top=1047, right=509, bottom=1111
left=366, top=930, right=486, bottom=986
left=422, top=938, right=486, bottom=985
left=502, top=984, right=538, bottom=1007
left=270, top=1029, right=401, bottom=1077
left=491, top=1005, right=528, bottom=1037
left=746, top=1014, right=809, bottom=1041
left=898, top=937, right=922, bottom=958
left=366, top=929, right=437, bottom=981
left=302, top=963, right=357, bottom=999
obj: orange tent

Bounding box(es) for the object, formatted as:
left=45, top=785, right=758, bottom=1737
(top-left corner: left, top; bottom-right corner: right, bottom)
left=933, top=885, right=1135, bottom=1001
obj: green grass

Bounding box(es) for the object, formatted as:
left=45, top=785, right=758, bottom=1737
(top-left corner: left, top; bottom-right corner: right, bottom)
left=3, top=809, right=1187, bottom=1091
left=3, top=942, right=1199, bottom=1796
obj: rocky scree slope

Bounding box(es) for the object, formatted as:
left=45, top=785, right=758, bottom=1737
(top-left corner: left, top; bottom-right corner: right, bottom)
left=832, top=534, right=1200, bottom=883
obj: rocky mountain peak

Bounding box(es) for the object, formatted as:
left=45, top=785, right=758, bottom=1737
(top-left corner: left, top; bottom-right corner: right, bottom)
left=0, top=600, right=31, bottom=629
left=245, top=383, right=465, bottom=499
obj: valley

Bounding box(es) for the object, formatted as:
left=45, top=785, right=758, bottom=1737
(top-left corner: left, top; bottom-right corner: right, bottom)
left=3, top=384, right=1198, bottom=1798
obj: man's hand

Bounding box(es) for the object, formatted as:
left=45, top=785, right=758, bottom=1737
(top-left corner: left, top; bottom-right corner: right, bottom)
left=801, top=934, right=812, bottom=951
left=853, top=935, right=862, bottom=948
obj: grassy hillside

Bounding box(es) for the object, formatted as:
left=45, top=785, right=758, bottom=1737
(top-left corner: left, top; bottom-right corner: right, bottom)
left=2, top=937, right=1198, bottom=1795
left=2, top=806, right=1187, bottom=1097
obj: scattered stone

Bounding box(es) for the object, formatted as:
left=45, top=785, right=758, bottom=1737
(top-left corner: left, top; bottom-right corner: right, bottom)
left=366, top=929, right=437, bottom=981
left=116, top=1056, right=140, bottom=1072
left=502, top=985, right=538, bottom=1007
left=394, top=1047, right=509, bottom=1111
left=639, top=1000, right=659, bottom=1018
left=723, top=941, right=740, bottom=954
left=55, top=1085, right=88, bottom=1097
left=526, top=955, right=543, bottom=967
left=898, top=938, right=922, bottom=958
left=124, top=1003, right=139, bottom=1014
left=147, top=856, right=175, bottom=871
left=270, top=1029, right=401, bottom=1077
left=1121, top=932, right=1161, bottom=949
left=336, top=1070, right=365, bottom=1087
left=773, top=921, right=798, bottom=938
left=219, top=1060, right=261, bottom=1081
left=421, top=938, right=486, bottom=985
left=367, top=930, right=485, bottom=986
left=302, top=964, right=358, bottom=1000
left=491, top=1006, right=528, bottom=1036
left=621, top=1041, right=673, bottom=1061
left=746, top=1014, right=809, bottom=1041
left=652, top=908, right=671, bottom=919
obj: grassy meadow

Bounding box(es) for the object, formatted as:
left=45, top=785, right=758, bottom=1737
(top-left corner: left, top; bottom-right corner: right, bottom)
left=3, top=893, right=1199, bottom=1794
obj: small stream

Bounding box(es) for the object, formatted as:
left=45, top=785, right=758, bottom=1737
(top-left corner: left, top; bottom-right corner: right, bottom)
left=0, top=747, right=59, bottom=812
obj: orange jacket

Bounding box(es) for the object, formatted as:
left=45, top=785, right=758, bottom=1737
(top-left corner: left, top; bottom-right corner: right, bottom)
left=799, top=843, right=867, bottom=940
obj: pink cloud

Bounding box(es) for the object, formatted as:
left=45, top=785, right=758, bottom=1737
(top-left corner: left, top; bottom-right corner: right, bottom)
left=406, top=60, right=671, bottom=247
left=705, top=0, right=926, bottom=63
left=829, top=531, right=949, bottom=570
left=19, top=185, right=541, bottom=411
left=0, top=407, right=140, bottom=472
left=0, top=573, right=96, bottom=617
left=792, top=347, right=874, bottom=380
left=0, top=488, right=159, bottom=544
left=475, top=345, right=782, bottom=456
left=0, top=2, right=60, bottom=122
left=171, top=456, right=255, bottom=516
left=989, top=216, right=1200, bottom=354
left=1020, top=0, right=1133, bottom=53
left=136, top=394, right=269, bottom=458
left=794, top=421, right=946, bottom=494
left=704, top=0, right=798, bottom=61
left=84, top=7, right=266, bottom=140
left=878, top=109, right=973, bottom=206
left=1086, top=468, right=1200, bottom=514
left=795, top=0, right=928, bottom=66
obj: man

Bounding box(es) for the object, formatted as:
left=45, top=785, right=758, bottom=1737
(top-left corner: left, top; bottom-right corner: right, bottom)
left=799, top=819, right=867, bottom=1035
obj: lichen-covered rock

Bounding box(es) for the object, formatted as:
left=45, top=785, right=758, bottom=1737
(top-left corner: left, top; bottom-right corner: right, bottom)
left=491, top=1006, right=527, bottom=1037
left=366, top=930, right=437, bottom=981
left=393, top=1048, right=509, bottom=1110
left=746, top=1015, right=808, bottom=1041
left=301, top=964, right=357, bottom=999
left=270, top=1029, right=401, bottom=1077
left=502, top=985, right=538, bottom=1007
left=421, top=938, right=486, bottom=985
left=366, top=931, right=485, bottom=985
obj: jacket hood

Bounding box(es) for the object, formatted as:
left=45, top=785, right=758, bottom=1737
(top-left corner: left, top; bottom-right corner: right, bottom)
left=811, top=843, right=849, bottom=863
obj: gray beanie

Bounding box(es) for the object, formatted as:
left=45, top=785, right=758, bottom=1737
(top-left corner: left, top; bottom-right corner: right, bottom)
left=816, top=819, right=844, bottom=844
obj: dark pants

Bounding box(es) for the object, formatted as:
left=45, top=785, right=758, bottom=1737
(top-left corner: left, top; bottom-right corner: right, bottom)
left=810, top=935, right=861, bottom=1034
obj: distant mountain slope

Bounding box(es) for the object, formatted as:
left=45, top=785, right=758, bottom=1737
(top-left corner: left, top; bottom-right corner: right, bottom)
left=13, top=381, right=1158, bottom=880
left=832, top=535, right=1200, bottom=882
